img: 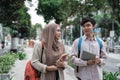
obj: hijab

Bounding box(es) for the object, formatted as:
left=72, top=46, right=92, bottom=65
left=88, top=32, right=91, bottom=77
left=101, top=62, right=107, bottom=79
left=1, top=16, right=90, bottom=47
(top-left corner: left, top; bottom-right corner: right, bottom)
left=41, top=23, right=65, bottom=80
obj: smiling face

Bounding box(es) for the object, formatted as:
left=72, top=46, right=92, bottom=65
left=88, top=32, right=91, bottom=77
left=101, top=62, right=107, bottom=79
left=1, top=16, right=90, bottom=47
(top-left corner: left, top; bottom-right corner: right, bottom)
left=55, top=25, right=61, bottom=40
left=82, top=21, right=95, bottom=36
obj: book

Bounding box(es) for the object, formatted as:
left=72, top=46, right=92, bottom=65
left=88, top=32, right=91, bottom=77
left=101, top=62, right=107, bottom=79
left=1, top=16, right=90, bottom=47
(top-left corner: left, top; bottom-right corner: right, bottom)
left=81, top=50, right=96, bottom=61
left=59, top=54, right=67, bottom=61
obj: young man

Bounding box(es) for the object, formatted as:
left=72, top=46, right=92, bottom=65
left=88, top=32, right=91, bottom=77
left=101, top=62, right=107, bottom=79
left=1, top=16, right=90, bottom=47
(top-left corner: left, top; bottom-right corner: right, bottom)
left=71, top=17, right=107, bottom=80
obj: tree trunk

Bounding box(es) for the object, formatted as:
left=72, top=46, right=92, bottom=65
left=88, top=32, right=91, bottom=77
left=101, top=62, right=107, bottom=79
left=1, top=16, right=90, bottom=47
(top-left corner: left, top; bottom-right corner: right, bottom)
left=10, top=37, right=18, bottom=53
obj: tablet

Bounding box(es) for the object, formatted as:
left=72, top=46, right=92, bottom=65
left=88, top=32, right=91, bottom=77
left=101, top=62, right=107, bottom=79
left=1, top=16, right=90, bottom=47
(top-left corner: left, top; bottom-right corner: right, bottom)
left=81, top=50, right=96, bottom=61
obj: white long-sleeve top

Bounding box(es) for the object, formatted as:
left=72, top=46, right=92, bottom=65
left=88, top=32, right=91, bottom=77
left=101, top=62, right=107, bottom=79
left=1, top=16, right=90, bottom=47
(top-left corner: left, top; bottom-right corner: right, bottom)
left=71, top=35, right=107, bottom=80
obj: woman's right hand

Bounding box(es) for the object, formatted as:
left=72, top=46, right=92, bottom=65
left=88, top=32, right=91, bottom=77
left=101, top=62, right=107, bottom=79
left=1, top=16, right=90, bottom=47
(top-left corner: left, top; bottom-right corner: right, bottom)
left=46, top=65, right=58, bottom=72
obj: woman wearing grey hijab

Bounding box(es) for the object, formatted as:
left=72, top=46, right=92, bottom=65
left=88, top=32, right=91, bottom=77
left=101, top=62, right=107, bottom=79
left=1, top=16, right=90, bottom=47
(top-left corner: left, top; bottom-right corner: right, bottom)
left=31, top=23, right=66, bottom=80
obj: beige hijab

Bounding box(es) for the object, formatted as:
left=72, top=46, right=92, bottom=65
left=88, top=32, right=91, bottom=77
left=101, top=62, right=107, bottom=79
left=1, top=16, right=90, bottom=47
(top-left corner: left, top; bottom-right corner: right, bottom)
left=41, top=23, right=65, bottom=80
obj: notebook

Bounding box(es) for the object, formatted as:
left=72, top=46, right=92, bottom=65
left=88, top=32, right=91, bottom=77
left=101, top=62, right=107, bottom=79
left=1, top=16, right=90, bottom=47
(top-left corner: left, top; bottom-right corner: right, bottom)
left=81, top=50, right=96, bottom=61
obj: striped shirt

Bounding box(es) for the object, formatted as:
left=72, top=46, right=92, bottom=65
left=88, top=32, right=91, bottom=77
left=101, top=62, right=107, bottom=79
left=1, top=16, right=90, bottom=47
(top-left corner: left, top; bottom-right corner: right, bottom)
left=71, top=35, right=107, bottom=80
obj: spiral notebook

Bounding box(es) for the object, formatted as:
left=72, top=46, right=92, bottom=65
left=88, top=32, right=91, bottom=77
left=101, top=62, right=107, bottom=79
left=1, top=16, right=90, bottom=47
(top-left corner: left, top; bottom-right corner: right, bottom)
left=81, top=50, right=96, bottom=61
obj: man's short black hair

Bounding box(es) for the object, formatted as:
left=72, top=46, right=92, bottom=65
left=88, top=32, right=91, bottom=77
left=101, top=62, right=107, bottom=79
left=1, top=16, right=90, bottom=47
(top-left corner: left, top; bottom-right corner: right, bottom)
left=80, top=17, right=96, bottom=26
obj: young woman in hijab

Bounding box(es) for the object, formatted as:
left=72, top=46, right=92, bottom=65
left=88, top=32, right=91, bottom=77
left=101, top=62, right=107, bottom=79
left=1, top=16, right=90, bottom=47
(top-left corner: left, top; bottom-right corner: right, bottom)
left=31, top=23, right=66, bottom=80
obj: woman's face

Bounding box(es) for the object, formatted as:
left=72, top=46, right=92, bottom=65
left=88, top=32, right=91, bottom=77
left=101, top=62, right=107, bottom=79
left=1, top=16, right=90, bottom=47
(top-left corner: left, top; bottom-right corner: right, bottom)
left=55, top=26, right=61, bottom=39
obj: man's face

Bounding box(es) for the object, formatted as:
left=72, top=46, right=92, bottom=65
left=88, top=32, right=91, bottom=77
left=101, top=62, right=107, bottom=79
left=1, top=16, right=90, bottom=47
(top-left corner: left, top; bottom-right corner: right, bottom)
left=82, top=21, right=95, bottom=36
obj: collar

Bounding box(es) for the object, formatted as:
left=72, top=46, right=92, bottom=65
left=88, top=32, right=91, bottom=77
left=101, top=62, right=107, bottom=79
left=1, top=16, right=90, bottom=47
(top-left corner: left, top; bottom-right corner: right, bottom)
left=83, top=35, right=97, bottom=41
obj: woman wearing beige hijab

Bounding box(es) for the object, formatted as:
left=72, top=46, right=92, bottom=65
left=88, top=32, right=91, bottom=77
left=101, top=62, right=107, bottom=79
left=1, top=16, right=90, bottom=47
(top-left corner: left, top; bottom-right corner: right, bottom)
left=31, top=23, right=66, bottom=80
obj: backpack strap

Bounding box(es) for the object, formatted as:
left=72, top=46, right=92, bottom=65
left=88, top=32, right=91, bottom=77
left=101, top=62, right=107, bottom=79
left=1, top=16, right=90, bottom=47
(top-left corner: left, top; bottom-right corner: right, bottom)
left=96, top=37, right=103, bottom=58
left=78, top=37, right=82, bottom=53
left=96, top=37, right=103, bottom=50
left=76, top=37, right=82, bottom=72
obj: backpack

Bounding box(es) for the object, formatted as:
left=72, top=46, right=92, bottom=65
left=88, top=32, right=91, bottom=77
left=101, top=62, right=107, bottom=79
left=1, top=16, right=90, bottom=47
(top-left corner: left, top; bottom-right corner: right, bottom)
left=76, top=36, right=103, bottom=72
left=78, top=36, right=103, bottom=53
left=24, top=42, right=44, bottom=80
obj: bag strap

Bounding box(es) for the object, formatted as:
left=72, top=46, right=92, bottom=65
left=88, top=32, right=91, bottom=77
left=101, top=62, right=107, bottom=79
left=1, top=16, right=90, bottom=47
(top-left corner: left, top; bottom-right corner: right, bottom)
left=41, top=42, right=44, bottom=63
left=96, top=37, right=103, bottom=58
left=36, top=41, right=44, bottom=78
left=76, top=37, right=82, bottom=72
left=96, top=37, right=103, bottom=50
left=78, top=37, right=82, bottom=53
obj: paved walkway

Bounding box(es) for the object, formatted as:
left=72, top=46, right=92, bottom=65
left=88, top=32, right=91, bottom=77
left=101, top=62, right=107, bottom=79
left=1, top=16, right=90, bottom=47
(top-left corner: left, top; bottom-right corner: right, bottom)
left=8, top=46, right=120, bottom=80
left=9, top=47, right=32, bottom=80
left=103, top=53, right=120, bottom=72
left=10, top=47, right=77, bottom=80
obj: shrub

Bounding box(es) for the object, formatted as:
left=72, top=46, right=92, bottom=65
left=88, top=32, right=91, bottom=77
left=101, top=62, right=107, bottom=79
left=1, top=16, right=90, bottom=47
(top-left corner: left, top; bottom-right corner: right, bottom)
left=103, top=71, right=119, bottom=80
left=67, top=55, right=75, bottom=68
left=17, top=51, right=26, bottom=60
left=0, top=53, right=18, bottom=73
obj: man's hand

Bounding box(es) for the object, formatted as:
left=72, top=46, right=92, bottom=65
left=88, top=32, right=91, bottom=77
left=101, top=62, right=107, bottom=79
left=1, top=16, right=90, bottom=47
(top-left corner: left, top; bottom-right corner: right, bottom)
left=46, top=65, right=58, bottom=72
left=87, top=58, right=101, bottom=65
left=87, top=59, right=96, bottom=65
left=95, top=58, right=101, bottom=64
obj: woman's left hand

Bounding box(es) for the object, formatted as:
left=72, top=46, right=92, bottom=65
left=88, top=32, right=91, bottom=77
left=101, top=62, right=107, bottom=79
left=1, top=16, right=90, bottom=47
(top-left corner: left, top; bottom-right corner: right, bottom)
left=55, top=59, right=65, bottom=68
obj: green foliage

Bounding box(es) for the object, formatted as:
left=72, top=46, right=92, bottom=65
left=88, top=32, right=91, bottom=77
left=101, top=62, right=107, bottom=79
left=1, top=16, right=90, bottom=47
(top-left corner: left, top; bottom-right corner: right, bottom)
left=0, top=51, right=26, bottom=73
left=0, top=52, right=18, bottom=73
left=28, top=23, right=43, bottom=39
left=17, top=51, right=26, bottom=60
left=34, top=23, right=42, bottom=29
left=13, top=5, right=31, bottom=38
left=3, top=27, right=11, bottom=37
left=103, top=71, right=119, bottom=80
left=67, top=55, right=75, bottom=68
left=37, top=0, right=63, bottom=24
left=35, top=0, right=109, bottom=26
left=0, top=0, right=31, bottom=38
left=0, top=0, right=25, bottom=25
left=29, top=27, right=36, bottom=39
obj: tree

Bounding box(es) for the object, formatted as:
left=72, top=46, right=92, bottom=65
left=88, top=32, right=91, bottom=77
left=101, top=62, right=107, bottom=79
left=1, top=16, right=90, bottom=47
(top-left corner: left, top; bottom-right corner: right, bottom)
left=0, top=0, right=31, bottom=52
left=107, top=0, right=120, bottom=37
left=17, top=6, right=31, bottom=38
left=29, top=23, right=42, bottom=39
left=33, top=23, right=42, bottom=29
left=36, top=0, right=63, bottom=24
left=33, top=0, right=119, bottom=39
left=0, top=0, right=31, bottom=38
left=60, top=0, right=108, bottom=39
left=0, top=0, right=25, bottom=26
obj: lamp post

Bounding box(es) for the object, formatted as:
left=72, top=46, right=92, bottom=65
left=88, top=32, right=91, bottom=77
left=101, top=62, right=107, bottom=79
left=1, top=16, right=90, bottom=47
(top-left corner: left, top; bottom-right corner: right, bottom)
left=0, top=24, right=3, bottom=43
left=80, top=18, right=82, bottom=37
left=70, top=25, right=73, bottom=44
left=0, top=24, right=5, bottom=49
